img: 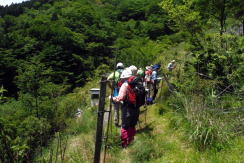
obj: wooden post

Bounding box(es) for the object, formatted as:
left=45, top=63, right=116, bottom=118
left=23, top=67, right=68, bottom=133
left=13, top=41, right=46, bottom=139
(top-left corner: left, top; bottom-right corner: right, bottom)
left=94, top=75, right=107, bottom=163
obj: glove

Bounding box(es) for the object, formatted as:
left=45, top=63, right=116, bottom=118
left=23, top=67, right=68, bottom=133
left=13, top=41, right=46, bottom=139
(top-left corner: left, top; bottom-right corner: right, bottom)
left=108, top=95, right=112, bottom=100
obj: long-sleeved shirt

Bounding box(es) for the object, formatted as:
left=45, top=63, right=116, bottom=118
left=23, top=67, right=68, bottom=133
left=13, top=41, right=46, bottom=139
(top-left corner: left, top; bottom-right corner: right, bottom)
left=113, top=82, right=128, bottom=102
left=151, top=71, right=157, bottom=81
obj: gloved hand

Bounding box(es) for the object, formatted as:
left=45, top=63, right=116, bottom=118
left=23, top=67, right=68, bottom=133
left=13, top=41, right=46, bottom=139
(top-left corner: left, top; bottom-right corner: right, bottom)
left=108, top=95, right=112, bottom=100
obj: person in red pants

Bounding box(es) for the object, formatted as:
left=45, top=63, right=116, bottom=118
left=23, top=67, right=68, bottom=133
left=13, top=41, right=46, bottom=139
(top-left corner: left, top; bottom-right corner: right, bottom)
left=112, top=68, right=139, bottom=148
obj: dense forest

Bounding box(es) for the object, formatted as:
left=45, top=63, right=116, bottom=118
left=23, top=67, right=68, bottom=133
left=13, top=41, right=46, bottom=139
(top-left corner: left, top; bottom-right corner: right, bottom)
left=0, top=0, right=243, bottom=162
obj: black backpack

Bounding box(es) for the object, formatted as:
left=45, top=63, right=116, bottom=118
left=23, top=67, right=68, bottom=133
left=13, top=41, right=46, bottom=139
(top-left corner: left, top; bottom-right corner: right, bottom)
left=128, top=77, right=146, bottom=108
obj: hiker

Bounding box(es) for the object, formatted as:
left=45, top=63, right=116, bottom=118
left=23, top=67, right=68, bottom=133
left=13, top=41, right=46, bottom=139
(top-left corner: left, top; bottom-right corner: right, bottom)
left=151, top=64, right=161, bottom=101
left=167, top=60, right=176, bottom=72
left=129, top=65, right=138, bottom=76
left=144, top=66, right=152, bottom=87
left=144, top=66, right=153, bottom=104
left=112, top=68, right=141, bottom=148
left=137, top=68, right=144, bottom=80
left=107, top=62, right=124, bottom=127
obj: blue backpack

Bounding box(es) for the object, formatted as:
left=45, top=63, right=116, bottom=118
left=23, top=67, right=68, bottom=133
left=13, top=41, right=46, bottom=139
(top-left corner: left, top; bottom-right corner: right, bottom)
left=152, top=64, right=161, bottom=71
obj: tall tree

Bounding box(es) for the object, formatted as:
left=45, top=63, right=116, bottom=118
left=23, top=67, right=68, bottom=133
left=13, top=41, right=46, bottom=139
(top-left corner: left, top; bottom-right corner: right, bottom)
left=16, top=58, right=52, bottom=117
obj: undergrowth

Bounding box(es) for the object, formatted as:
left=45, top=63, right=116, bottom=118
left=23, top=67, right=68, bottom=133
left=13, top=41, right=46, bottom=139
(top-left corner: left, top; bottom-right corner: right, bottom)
left=35, top=49, right=243, bottom=162
left=35, top=80, right=244, bottom=162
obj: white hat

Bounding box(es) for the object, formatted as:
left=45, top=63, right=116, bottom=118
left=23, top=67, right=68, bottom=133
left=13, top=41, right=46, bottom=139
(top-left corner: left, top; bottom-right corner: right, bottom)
left=145, top=66, right=152, bottom=70
left=171, top=60, right=175, bottom=63
left=120, top=68, right=132, bottom=79
left=129, top=65, right=137, bottom=75
left=116, top=62, right=124, bottom=69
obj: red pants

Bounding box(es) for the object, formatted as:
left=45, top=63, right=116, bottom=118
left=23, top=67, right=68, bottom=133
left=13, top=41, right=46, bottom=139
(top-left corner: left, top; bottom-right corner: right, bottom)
left=121, top=127, right=136, bottom=148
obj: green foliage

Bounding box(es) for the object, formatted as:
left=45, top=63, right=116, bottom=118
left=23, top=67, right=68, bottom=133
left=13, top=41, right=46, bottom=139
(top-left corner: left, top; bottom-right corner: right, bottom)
left=0, top=113, right=51, bottom=162
left=115, top=37, right=165, bottom=68
left=193, top=35, right=243, bottom=92
left=116, top=0, right=149, bottom=21
left=131, top=134, right=161, bottom=162
left=0, top=82, right=84, bottom=161
left=66, top=110, right=96, bottom=135
left=16, top=59, right=51, bottom=95
left=167, top=92, right=243, bottom=151
left=94, top=64, right=111, bottom=79
left=161, top=0, right=202, bottom=33
left=0, top=0, right=175, bottom=98
left=160, top=34, right=243, bottom=151
left=0, top=58, right=84, bottom=161
left=0, top=0, right=243, bottom=161
left=0, top=85, right=7, bottom=103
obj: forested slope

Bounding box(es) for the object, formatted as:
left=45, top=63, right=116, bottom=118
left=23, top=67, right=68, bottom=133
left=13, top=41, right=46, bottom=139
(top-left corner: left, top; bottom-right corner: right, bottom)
left=0, top=0, right=243, bottom=162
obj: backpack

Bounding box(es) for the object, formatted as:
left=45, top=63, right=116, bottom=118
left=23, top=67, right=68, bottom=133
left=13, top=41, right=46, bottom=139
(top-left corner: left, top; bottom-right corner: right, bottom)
left=152, top=64, right=161, bottom=71
left=112, top=70, right=123, bottom=97
left=126, top=76, right=146, bottom=108
left=115, top=69, right=123, bottom=87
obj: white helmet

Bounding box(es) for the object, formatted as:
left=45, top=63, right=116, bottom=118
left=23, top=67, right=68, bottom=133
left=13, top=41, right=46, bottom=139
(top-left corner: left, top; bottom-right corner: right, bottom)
left=120, top=68, right=132, bottom=79
left=129, top=65, right=137, bottom=75
left=116, top=62, right=124, bottom=69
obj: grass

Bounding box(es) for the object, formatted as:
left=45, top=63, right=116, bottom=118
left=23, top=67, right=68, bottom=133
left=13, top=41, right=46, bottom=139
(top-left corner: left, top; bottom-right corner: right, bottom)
left=35, top=94, right=244, bottom=162
left=34, top=73, right=244, bottom=162
left=99, top=90, right=243, bottom=162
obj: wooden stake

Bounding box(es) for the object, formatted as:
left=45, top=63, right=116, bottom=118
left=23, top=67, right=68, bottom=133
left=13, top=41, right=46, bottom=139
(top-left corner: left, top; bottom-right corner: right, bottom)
left=94, top=75, right=107, bottom=163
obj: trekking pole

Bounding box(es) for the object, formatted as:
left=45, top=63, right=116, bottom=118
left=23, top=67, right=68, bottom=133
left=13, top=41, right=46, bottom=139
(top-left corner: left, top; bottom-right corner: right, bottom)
left=144, top=92, right=148, bottom=125
left=103, top=95, right=113, bottom=163
left=145, top=86, right=150, bottom=125
left=145, top=104, right=147, bottom=124
left=94, top=76, right=107, bottom=163
left=111, top=47, right=118, bottom=134
left=103, top=48, right=118, bottom=163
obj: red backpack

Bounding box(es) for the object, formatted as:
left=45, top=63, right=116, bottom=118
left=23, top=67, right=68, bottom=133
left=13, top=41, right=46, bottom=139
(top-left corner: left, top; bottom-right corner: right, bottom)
left=125, top=76, right=136, bottom=105
left=126, top=76, right=146, bottom=107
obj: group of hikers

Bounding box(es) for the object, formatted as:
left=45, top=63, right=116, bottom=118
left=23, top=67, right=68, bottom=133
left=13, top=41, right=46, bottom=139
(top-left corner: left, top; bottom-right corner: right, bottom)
left=107, top=60, right=176, bottom=148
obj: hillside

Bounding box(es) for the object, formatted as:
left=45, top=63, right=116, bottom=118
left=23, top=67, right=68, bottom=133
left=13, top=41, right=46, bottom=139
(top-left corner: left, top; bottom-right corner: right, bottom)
left=0, top=0, right=243, bottom=162
left=35, top=77, right=244, bottom=162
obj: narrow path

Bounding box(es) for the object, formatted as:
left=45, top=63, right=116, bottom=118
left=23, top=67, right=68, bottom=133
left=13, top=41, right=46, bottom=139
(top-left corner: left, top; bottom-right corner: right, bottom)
left=105, top=103, right=200, bottom=162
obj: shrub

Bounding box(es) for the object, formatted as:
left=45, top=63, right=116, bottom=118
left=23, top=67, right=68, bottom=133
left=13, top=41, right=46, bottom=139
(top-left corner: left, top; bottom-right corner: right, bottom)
left=65, top=110, right=96, bottom=135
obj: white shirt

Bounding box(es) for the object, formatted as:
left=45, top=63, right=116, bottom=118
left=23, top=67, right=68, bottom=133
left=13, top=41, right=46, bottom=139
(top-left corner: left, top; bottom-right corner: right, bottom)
left=167, top=62, right=175, bottom=71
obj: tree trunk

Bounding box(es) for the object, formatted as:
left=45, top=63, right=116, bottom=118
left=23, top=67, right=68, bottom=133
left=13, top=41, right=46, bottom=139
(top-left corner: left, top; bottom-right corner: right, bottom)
left=242, top=19, right=244, bottom=36
left=220, top=0, right=226, bottom=36
left=36, top=96, right=39, bottom=118
left=220, top=0, right=226, bottom=48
